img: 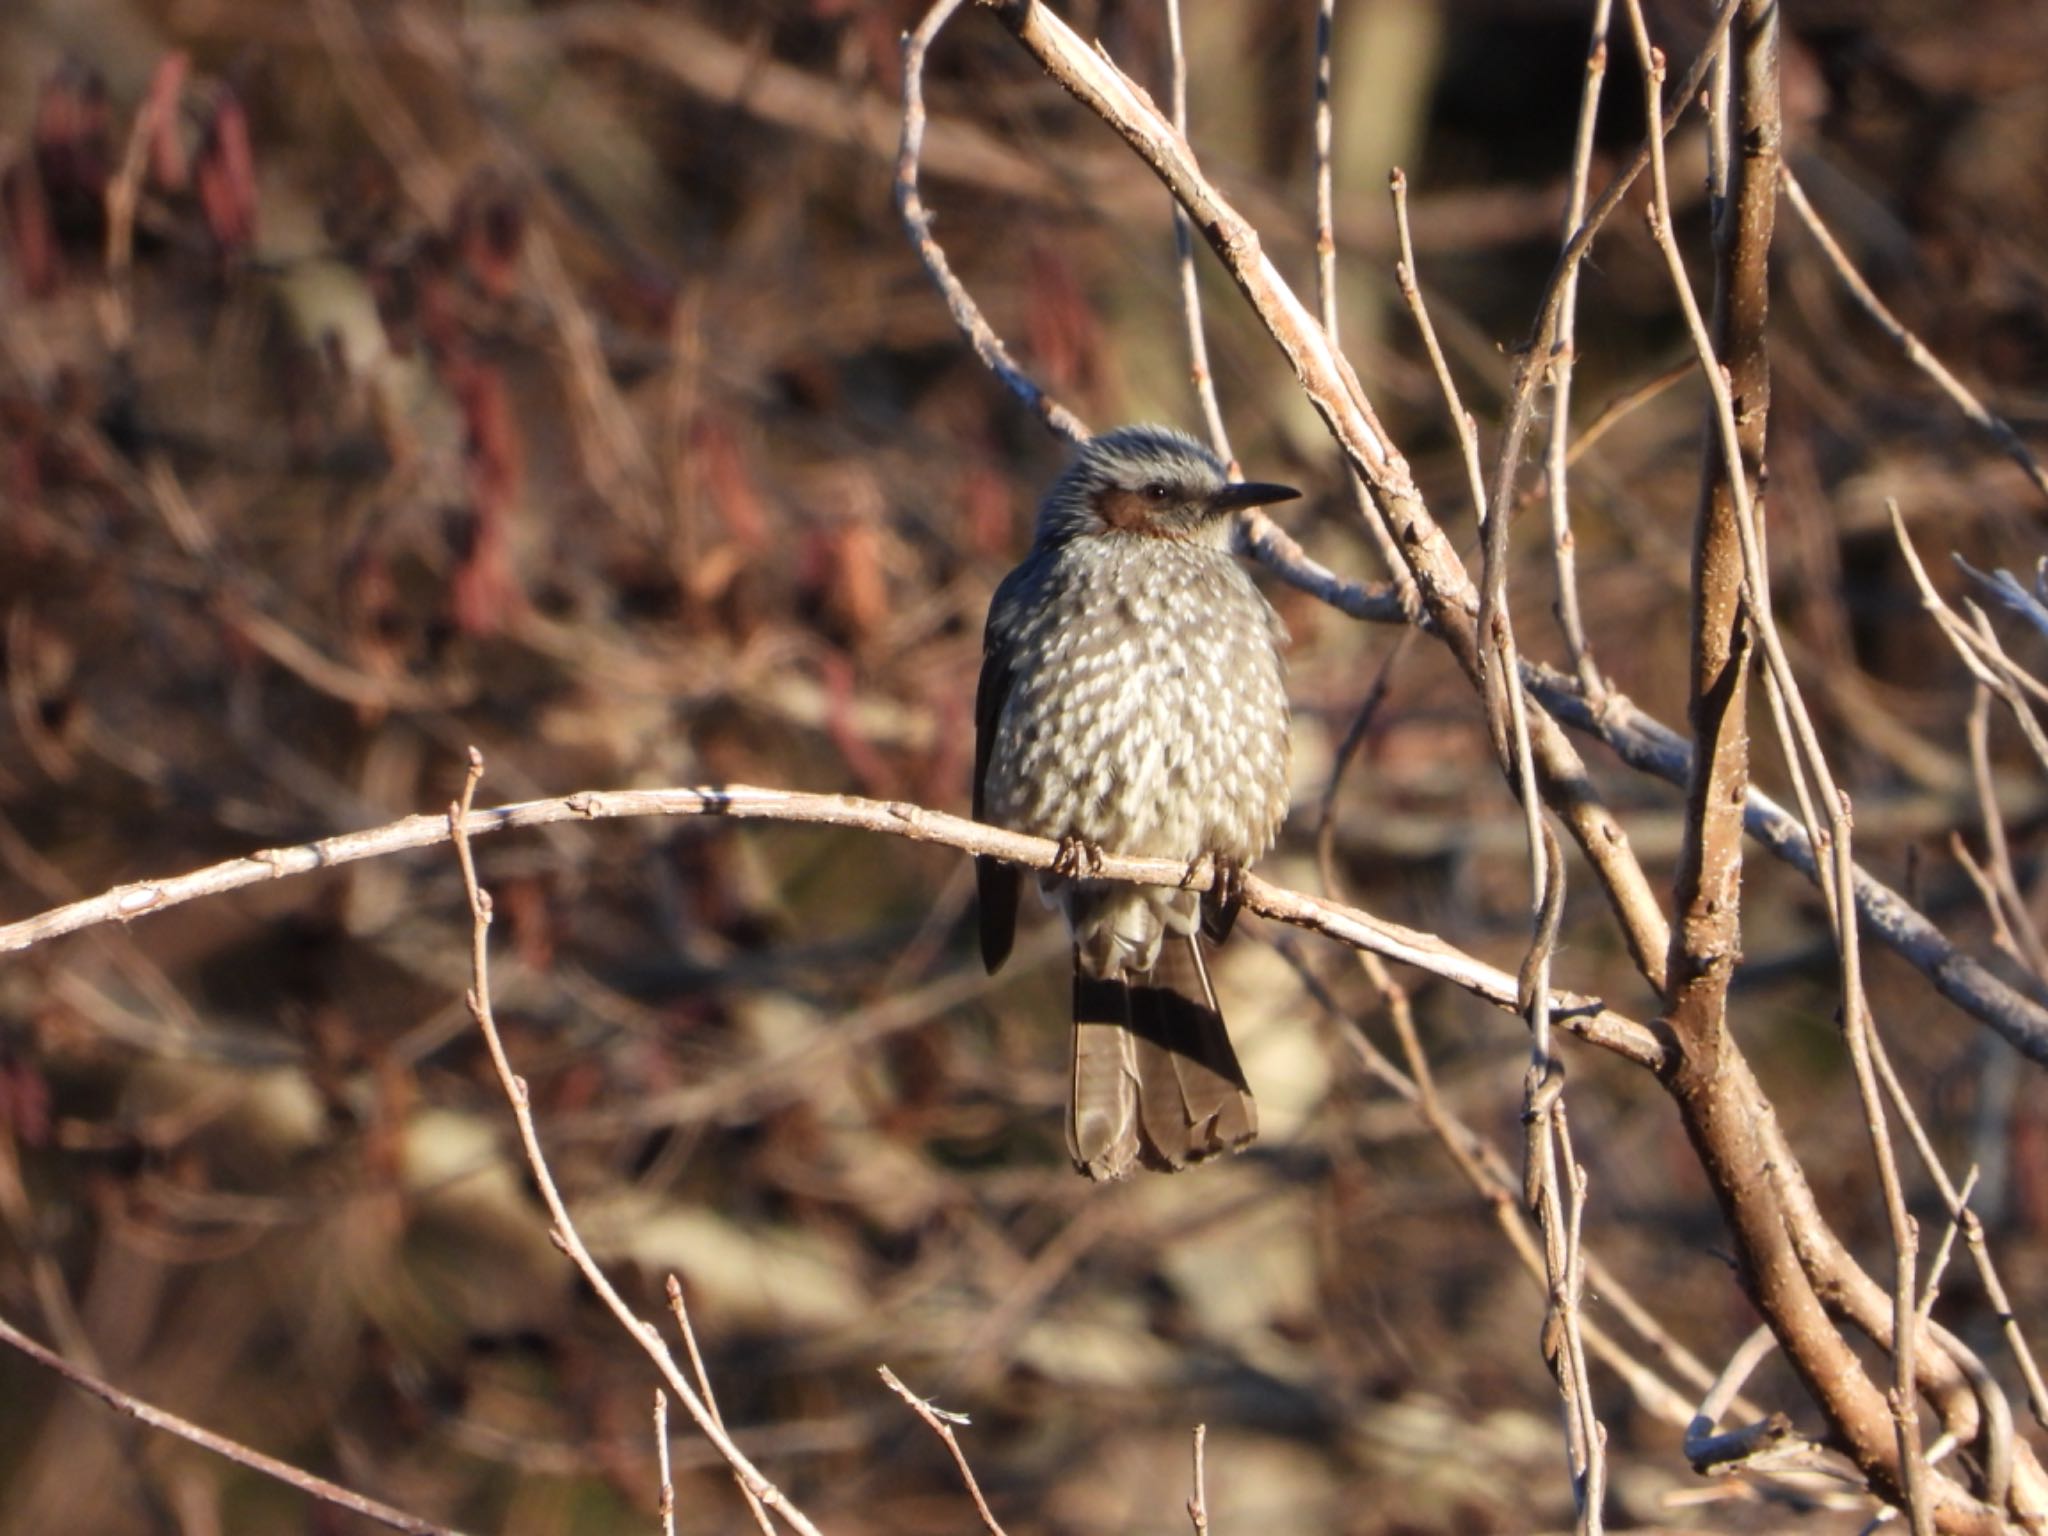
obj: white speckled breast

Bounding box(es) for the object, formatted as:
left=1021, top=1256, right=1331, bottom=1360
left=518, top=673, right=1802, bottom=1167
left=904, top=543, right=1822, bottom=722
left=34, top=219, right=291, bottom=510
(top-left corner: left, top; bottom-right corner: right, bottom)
left=983, top=530, right=1290, bottom=970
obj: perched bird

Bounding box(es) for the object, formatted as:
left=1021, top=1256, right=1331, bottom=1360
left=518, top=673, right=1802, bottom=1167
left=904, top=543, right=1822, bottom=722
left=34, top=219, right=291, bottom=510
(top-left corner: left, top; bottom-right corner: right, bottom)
left=975, top=425, right=1297, bottom=1180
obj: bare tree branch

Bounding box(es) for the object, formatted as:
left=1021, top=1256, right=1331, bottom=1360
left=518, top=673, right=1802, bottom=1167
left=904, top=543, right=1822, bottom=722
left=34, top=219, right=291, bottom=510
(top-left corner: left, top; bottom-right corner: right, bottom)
left=898, top=0, right=1089, bottom=443
left=447, top=758, right=829, bottom=1536
left=1527, top=665, right=2048, bottom=1067
left=880, top=1367, right=1009, bottom=1536
left=0, top=1310, right=466, bottom=1536
left=1780, top=167, right=2048, bottom=513
left=0, top=780, right=1671, bottom=1070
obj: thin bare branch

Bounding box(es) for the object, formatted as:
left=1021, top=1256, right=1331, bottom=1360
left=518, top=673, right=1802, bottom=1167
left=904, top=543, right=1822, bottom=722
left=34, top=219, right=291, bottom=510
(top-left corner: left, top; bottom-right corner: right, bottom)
left=1527, top=662, right=2048, bottom=1065
left=1565, top=360, right=1693, bottom=467
left=1964, top=1209, right=2048, bottom=1432
left=1164, top=0, right=1231, bottom=469
left=1780, top=167, right=2048, bottom=512
left=880, top=1367, right=1008, bottom=1536
left=1390, top=168, right=1487, bottom=521
left=0, top=1310, right=466, bottom=1536
left=1965, top=686, right=2048, bottom=977
left=655, top=1393, right=677, bottom=1536
left=1684, top=1327, right=1817, bottom=1477
left=1625, top=5, right=1967, bottom=1525
left=1919, top=1169, right=1981, bottom=1327
left=448, top=755, right=827, bottom=1536
left=1484, top=0, right=1745, bottom=649
left=1279, top=939, right=1720, bottom=1432
left=1655, top=0, right=1770, bottom=1068
left=1541, top=0, right=1615, bottom=699
left=666, top=1277, right=776, bottom=1536
left=1237, top=511, right=1411, bottom=622
left=897, top=0, right=1089, bottom=443
left=0, top=779, right=1670, bottom=1070
left=1957, top=557, right=2048, bottom=644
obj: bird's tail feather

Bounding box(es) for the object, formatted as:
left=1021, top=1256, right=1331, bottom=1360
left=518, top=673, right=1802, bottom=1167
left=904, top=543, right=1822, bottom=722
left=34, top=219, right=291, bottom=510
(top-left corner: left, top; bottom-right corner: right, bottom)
left=1068, top=938, right=1257, bottom=1181
left=1070, top=967, right=1142, bottom=1180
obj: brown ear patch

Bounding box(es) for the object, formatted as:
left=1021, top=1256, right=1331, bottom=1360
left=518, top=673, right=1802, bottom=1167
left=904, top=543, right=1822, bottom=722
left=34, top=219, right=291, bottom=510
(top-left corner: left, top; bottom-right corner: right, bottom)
left=1090, top=485, right=1185, bottom=536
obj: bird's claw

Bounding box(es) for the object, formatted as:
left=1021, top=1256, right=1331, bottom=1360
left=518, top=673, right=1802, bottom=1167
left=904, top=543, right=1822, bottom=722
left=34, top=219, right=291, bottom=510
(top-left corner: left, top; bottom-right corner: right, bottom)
left=1052, top=835, right=1107, bottom=880
left=1212, top=854, right=1246, bottom=910
left=1197, top=852, right=1248, bottom=943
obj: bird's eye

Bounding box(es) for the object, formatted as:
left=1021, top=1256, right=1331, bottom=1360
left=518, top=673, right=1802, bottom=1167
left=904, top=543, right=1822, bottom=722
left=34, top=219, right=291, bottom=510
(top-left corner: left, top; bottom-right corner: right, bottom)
left=1141, top=482, right=1171, bottom=502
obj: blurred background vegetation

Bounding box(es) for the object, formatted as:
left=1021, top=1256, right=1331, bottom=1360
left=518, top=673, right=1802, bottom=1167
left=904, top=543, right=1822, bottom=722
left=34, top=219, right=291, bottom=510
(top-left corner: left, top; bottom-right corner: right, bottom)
left=1, top=0, right=2045, bottom=1531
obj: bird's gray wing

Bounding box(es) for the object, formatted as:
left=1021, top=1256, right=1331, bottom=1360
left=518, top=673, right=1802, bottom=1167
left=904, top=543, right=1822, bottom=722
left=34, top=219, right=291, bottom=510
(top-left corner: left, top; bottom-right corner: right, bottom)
left=974, top=584, right=1023, bottom=974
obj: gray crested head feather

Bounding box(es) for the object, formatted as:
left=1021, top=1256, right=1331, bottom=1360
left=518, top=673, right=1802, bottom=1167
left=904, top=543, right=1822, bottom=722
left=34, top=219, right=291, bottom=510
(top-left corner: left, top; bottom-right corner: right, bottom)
left=1035, top=424, right=1231, bottom=546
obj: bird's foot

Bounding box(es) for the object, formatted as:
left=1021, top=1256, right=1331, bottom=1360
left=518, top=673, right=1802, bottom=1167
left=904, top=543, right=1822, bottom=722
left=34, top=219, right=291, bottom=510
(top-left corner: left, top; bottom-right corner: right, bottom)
left=1198, top=852, right=1248, bottom=943
left=1052, top=834, right=1107, bottom=880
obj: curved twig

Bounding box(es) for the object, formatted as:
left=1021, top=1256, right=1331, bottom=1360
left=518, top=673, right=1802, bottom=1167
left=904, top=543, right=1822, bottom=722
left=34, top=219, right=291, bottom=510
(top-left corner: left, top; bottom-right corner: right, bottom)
left=897, top=0, right=1089, bottom=443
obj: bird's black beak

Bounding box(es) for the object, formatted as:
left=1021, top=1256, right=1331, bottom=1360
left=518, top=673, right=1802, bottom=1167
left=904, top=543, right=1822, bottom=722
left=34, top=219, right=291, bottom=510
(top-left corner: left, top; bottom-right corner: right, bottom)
left=1207, top=480, right=1301, bottom=514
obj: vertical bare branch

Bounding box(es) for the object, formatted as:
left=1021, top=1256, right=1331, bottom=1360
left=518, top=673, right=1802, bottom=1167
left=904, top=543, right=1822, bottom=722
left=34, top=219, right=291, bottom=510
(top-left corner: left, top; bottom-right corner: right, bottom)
left=1542, top=0, right=1614, bottom=700
left=1389, top=171, right=1487, bottom=520
left=1619, top=6, right=1998, bottom=1525
left=1164, top=0, right=1232, bottom=469
left=1387, top=158, right=1602, bottom=1529
left=1482, top=0, right=1744, bottom=684
left=1659, top=0, right=1772, bottom=1069
left=654, top=1393, right=676, bottom=1536
left=666, top=1277, right=777, bottom=1536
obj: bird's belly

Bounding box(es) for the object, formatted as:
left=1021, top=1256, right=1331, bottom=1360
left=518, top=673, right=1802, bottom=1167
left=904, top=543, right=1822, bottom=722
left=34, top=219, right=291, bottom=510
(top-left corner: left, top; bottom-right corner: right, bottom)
left=985, top=618, right=1286, bottom=863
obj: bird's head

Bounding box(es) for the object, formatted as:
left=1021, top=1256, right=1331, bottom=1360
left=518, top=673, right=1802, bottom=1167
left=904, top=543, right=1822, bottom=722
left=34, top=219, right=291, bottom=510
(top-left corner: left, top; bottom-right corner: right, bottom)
left=1036, top=424, right=1301, bottom=549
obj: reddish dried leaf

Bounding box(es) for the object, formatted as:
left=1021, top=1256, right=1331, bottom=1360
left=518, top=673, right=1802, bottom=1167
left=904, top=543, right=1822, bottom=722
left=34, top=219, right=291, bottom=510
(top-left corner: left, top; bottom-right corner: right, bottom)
left=2, top=161, right=61, bottom=296
left=818, top=648, right=894, bottom=795
left=497, top=876, right=557, bottom=975
left=0, top=1054, right=53, bottom=1147
left=960, top=461, right=1016, bottom=559
left=690, top=414, right=768, bottom=549
left=1025, top=243, right=1100, bottom=395
left=455, top=182, right=524, bottom=302
left=2, top=398, right=46, bottom=514
left=194, top=88, right=258, bottom=258
left=2016, top=1089, right=2048, bottom=1236
left=446, top=358, right=526, bottom=635
left=448, top=513, right=517, bottom=637
left=141, top=53, right=191, bottom=192
left=828, top=518, right=888, bottom=645
left=794, top=525, right=832, bottom=597
left=454, top=361, right=524, bottom=517
left=33, top=62, right=112, bottom=209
